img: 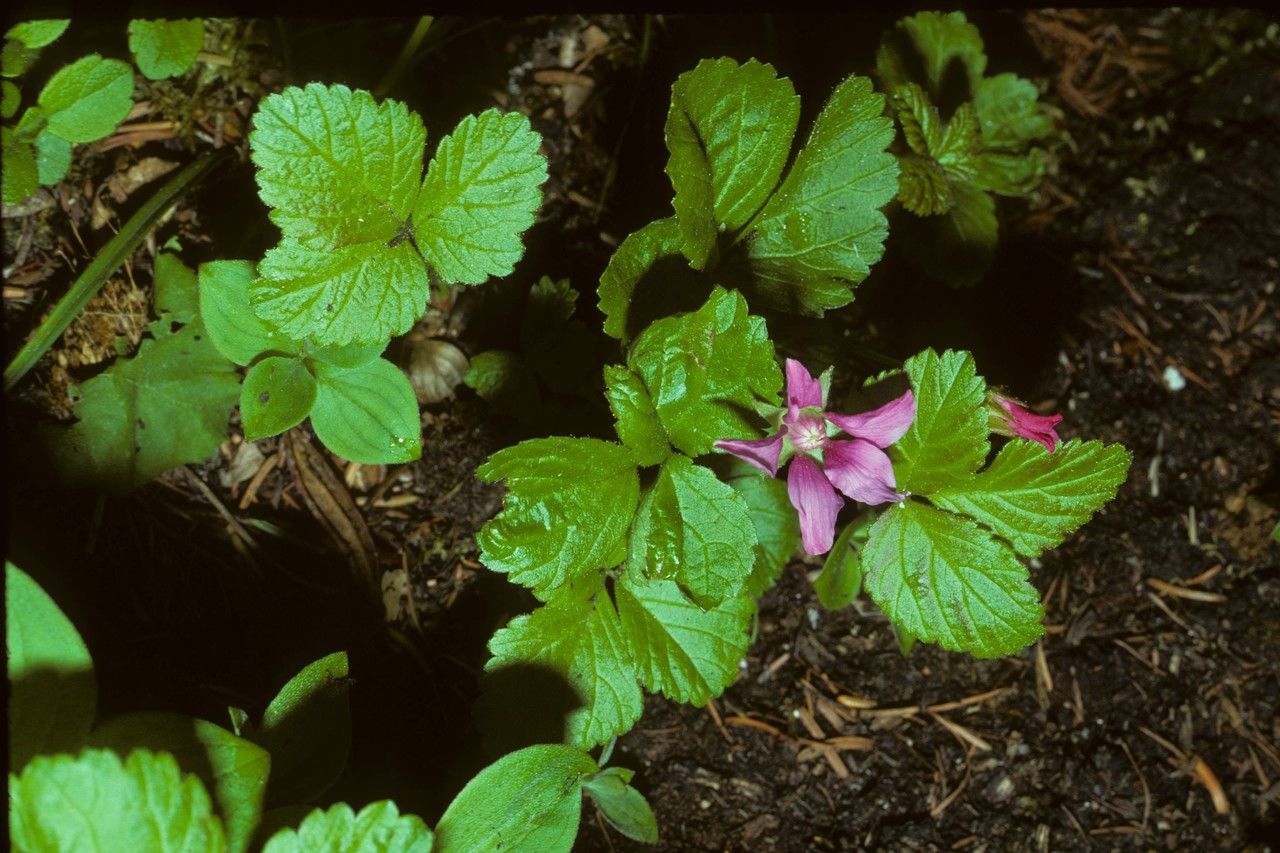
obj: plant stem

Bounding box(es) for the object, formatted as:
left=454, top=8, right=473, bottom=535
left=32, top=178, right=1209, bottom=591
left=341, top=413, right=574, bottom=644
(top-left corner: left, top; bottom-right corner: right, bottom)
left=373, top=16, right=434, bottom=101
left=4, top=148, right=231, bottom=391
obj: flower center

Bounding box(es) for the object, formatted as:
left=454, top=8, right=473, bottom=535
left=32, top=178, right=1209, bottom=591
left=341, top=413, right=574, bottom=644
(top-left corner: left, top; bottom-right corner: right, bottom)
left=791, top=415, right=826, bottom=453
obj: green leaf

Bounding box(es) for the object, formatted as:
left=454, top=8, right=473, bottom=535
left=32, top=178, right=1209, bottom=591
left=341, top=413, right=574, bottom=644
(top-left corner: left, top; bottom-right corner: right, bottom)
left=892, top=84, right=980, bottom=214
left=876, top=11, right=987, bottom=104
left=477, top=438, right=639, bottom=599
left=627, top=287, right=781, bottom=457
left=240, top=357, right=316, bottom=441
left=814, top=514, right=873, bottom=610
left=6, top=562, right=96, bottom=772
left=603, top=365, right=669, bottom=467
left=615, top=574, right=752, bottom=705
left=628, top=455, right=757, bottom=609
left=2, top=126, right=37, bottom=205
left=862, top=501, right=1044, bottom=658
left=414, top=108, right=547, bottom=285
left=745, top=74, right=899, bottom=314
left=309, top=340, right=385, bottom=369
left=2, top=79, right=18, bottom=118
left=597, top=217, right=703, bottom=343
left=721, top=458, right=799, bottom=598
left=10, top=749, right=226, bottom=852
left=974, top=73, right=1053, bottom=152
left=89, top=713, right=270, bottom=853
left=464, top=349, right=540, bottom=417
left=971, top=149, right=1046, bottom=197
left=2, top=39, right=34, bottom=77
left=435, top=744, right=597, bottom=853
left=249, top=84, right=429, bottom=346
left=128, top=19, right=205, bottom=80
left=309, top=357, right=421, bottom=464
left=251, top=236, right=428, bottom=348
left=897, top=155, right=954, bottom=216
left=664, top=58, right=799, bottom=268
left=33, top=129, right=71, bottom=185
left=583, top=767, right=659, bottom=845
left=255, top=652, right=351, bottom=807
left=262, top=801, right=431, bottom=853
left=891, top=348, right=988, bottom=495
left=521, top=276, right=578, bottom=347
left=198, top=260, right=294, bottom=366
left=48, top=319, right=241, bottom=493
left=486, top=581, right=643, bottom=749
left=931, top=439, right=1131, bottom=557
left=154, top=252, right=200, bottom=324
left=6, top=19, right=70, bottom=49
left=38, top=54, right=134, bottom=143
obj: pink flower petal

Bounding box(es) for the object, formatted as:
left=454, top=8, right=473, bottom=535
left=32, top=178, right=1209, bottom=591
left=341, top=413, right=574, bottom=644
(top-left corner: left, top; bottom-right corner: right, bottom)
left=714, top=431, right=786, bottom=477
left=823, top=438, right=903, bottom=506
left=787, top=454, right=844, bottom=555
left=827, top=390, right=916, bottom=448
left=998, top=400, right=1062, bottom=453
left=785, top=358, right=824, bottom=414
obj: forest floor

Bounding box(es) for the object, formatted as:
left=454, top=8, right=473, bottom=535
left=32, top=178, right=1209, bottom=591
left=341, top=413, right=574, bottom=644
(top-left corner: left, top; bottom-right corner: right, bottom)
left=4, top=10, right=1278, bottom=852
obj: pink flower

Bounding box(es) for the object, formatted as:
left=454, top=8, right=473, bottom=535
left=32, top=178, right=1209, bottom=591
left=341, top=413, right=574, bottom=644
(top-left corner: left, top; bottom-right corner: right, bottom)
left=988, top=392, right=1062, bottom=453
left=715, top=359, right=915, bottom=555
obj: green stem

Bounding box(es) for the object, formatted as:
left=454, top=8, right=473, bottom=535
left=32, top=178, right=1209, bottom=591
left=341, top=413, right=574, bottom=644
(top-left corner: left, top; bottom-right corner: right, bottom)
left=4, top=149, right=230, bottom=391
left=373, top=16, right=434, bottom=101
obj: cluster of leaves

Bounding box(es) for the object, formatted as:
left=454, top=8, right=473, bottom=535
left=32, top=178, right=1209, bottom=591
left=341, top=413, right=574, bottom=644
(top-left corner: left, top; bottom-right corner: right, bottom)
left=876, top=11, right=1055, bottom=285
left=479, top=287, right=802, bottom=749
left=464, top=276, right=600, bottom=426
left=597, top=58, right=899, bottom=340
left=7, top=561, right=657, bottom=851
left=2, top=19, right=133, bottom=205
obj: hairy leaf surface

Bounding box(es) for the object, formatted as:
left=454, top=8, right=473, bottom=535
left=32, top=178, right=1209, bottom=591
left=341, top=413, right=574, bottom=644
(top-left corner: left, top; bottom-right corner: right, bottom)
left=890, top=348, right=988, bottom=494
left=264, top=801, right=430, bottom=853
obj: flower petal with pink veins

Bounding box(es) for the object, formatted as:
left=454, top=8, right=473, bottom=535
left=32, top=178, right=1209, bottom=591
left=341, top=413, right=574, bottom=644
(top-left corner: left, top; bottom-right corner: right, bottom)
left=784, top=358, right=824, bottom=414
left=714, top=431, right=786, bottom=477
left=823, top=438, right=903, bottom=506
left=827, top=390, right=916, bottom=448
left=997, top=399, right=1062, bottom=453
left=787, top=454, right=844, bottom=555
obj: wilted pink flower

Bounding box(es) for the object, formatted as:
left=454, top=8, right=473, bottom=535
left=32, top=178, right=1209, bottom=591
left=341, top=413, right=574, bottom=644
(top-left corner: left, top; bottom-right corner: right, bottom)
left=988, top=392, right=1062, bottom=453
left=715, top=359, right=915, bottom=555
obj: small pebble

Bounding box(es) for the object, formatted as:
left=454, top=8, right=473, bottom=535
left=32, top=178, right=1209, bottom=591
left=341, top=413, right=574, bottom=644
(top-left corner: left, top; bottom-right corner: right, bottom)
left=1162, top=365, right=1187, bottom=392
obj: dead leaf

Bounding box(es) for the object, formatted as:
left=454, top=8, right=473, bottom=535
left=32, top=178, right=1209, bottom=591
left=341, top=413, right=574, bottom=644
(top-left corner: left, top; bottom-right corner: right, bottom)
left=407, top=336, right=469, bottom=404
left=105, top=157, right=178, bottom=203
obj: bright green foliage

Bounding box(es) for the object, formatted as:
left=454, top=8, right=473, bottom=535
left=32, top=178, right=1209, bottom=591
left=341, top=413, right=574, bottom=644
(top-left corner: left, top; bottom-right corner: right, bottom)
left=597, top=217, right=685, bottom=342
left=721, top=459, right=800, bottom=598
left=256, top=651, right=351, bottom=807
left=6, top=19, right=71, bottom=50
left=9, top=749, right=227, bottom=852
left=477, top=438, right=639, bottom=600
left=814, top=514, right=872, bottom=610
left=628, top=455, right=757, bottom=609
left=241, top=357, right=316, bottom=442
left=603, top=365, right=669, bottom=467
left=932, top=439, right=1131, bottom=557
left=38, top=54, right=134, bottom=142
left=128, top=19, right=205, bottom=80
left=486, top=579, right=644, bottom=748
left=890, top=349, right=988, bottom=495
left=435, top=744, right=597, bottom=853
left=2, top=126, right=36, bottom=203
left=876, top=11, right=987, bottom=101
left=414, top=109, right=547, bottom=284
left=893, top=84, right=980, bottom=215
left=263, top=801, right=431, bottom=853
left=154, top=251, right=200, bottom=324
left=616, top=574, right=753, bottom=705
left=664, top=58, right=800, bottom=268
left=198, top=261, right=293, bottom=366
left=89, top=713, right=270, bottom=853
left=33, top=130, right=70, bottom=184
left=862, top=501, right=1044, bottom=658
left=310, top=358, right=421, bottom=464
left=972, top=74, right=1053, bottom=195
left=250, top=85, right=544, bottom=347
left=745, top=74, right=900, bottom=313
left=627, top=288, right=781, bottom=457
left=583, top=767, right=659, bottom=845
left=48, top=312, right=240, bottom=495
left=6, top=562, right=96, bottom=772
left=464, top=350, right=538, bottom=413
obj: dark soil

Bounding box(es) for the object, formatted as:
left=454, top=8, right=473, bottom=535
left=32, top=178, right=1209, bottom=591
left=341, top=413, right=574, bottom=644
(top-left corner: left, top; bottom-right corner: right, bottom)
left=4, top=10, right=1278, bottom=852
